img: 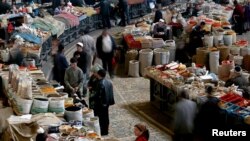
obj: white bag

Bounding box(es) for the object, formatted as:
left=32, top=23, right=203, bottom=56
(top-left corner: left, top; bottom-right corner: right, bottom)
left=48, top=97, right=65, bottom=114
left=154, top=48, right=170, bottom=65
left=128, top=60, right=140, bottom=77
left=209, top=51, right=220, bottom=74
left=1, top=49, right=10, bottom=63
left=16, top=97, right=33, bottom=114
left=31, top=98, right=49, bottom=114
left=139, top=49, right=153, bottom=76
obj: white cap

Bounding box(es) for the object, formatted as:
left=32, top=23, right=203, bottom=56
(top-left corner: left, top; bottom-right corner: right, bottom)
left=76, top=42, right=83, bottom=47
left=159, top=19, right=164, bottom=22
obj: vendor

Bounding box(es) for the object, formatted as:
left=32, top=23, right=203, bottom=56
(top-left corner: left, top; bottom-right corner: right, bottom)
left=54, top=2, right=65, bottom=15
left=225, top=66, right=249, bottom=88
left=15, top=47, right=39, bottom=67
left=188, top=21, right=206, bottom=56
left=153, top=19, right=168, bottom=40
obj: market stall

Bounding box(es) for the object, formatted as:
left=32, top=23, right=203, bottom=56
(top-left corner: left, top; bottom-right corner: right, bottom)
left=0, top=64, right=105, bottom=140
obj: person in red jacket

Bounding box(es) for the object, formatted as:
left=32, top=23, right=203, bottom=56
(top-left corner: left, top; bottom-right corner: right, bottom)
left=134, top=123, right=150, bottom=141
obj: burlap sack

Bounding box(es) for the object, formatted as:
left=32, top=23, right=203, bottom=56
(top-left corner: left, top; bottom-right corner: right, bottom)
left=125, top=50, right=138, bottom=75
left=243, top=55, right=250, bottom=72
left=218, top=60, right=235, bottom=80
left=196, top=48, right=210, bottom=67
left=217, top=46, right=230, bottom=62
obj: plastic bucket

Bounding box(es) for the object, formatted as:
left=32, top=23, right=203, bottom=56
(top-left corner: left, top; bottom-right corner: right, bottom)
left=64, top=106, right=82, bottom=122
left=139, top=49, right=153, bottom=76
left=153, top=48, right=170, bottom=65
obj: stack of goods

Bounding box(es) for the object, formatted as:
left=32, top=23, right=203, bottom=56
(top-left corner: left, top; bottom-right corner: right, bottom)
left=15, top=24, right=50, bottom=40
left=134, top=36, right=153, bottom=48
left=5, top=64, right=66, bottom=116
left=54, top=12, right=80, bottom=28
left=72, top=7, right=97, bottom=17
left=124, top=34, right=141, bottom=49
left=32, top=17, right=59, bottom=36
left=44, top=16, right=66, bottom=37
left=145, top=62, right=192, bottom=88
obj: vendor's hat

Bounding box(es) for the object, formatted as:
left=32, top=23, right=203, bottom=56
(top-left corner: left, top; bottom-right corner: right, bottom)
left=91, top=64, right=103, bottom=73
left=76, top=42, right=83, bottom=47
left=159, top=19, right=165, bottom=22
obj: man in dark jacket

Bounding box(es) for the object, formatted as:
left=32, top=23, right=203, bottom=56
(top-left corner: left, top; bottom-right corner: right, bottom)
left=94, top=69, right=115, bottom=135
left=73, top=42, right=90, bottom=75
left=54, top=44, right=69, bottom=86
left=153, top=5, right=162, bottom=23
left=100, top=0, right=111, bottom=28
left=118, top=0, right=130, bottom=26
left=96, top=29, right=117, bottom=78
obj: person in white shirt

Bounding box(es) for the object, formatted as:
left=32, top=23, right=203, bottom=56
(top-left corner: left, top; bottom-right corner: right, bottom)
left=96, top=29, right=117, bottom=79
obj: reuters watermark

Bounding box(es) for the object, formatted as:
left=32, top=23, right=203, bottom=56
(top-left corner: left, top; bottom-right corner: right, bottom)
left=212, top=129, right=247, bottom=137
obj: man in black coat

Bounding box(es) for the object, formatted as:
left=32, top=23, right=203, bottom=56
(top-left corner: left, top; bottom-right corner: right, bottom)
left=100, top=0, right=111, bottom=28
left=94, top=69, right=115, bottom=135
left=118, top=0, right=130, bottom=26
left=96, top=29, right=117, bottom=78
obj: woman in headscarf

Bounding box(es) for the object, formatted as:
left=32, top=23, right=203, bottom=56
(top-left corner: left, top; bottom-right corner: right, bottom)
left=233, top=0, right=244, bottom=34
left=134, top=123, right=150, bottom=141
left=244, top=0, right=250, bottom=31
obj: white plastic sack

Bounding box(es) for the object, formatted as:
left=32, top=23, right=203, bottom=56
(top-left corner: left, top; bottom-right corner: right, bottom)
left=48, top=97, right=65, bottom=114
left=213, top=34, right=223, bottom=46
left=224, top=34, right=233, bottom=46
left=209, top=51, right=220, bottom=74
left=139, top=49, right=153, bottom=76
left=128, top=60, right=140, bottom=77
left=16, top=97, right=33, bottom=114
left=31, top=98, right=49, bottom=114
left=153, top=48, right=170, bottom=65
left=240, top=47, right=250, bottom=56
left=204, top=35, right=213, bottom=47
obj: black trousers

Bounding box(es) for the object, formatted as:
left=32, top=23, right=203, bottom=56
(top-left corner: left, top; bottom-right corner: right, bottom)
left=102, top=14, right=111, bottom=29
left=94, top=105, right=109, bottom=135
left=101, top=53, right=114, bottom=77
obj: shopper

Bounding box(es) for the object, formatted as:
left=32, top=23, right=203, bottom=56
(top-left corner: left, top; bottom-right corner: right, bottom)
left=118, top=0, right=130, bottom=26
left=153, top=5, right=163, bottom=23
left=173, top=90, right=197, bottom=141
left=79, top=29, right=96, bottom=77
left=53, top=44, right=69, bottom=86
left=96, top=29, right=117, bottom=79
left=233, top=0, right=244, bottom=35
left=134, top=123, right=150, bottom=141
left=100, top=0, right=111, bottom=29
left=225, top=66, right=249, bottom=88
left=244, top=1, right=250, bottom=31
left=88, top=64, right=103, bottom=109
left=73, top=42, right=90, bottom=76
left=94, top=69, right=115, bottom=135
left=194, top=86, right=225, bottom=141
left=64, top=58, right=84, bottom=99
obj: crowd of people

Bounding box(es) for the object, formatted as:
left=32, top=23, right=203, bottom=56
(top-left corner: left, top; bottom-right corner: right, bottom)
left=51, top=28, right=117, bottom=136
